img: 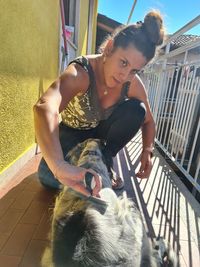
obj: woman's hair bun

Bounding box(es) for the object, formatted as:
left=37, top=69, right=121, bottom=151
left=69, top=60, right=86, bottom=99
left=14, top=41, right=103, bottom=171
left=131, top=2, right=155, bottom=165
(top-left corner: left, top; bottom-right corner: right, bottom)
left=143, top=11, right=164, bottom=46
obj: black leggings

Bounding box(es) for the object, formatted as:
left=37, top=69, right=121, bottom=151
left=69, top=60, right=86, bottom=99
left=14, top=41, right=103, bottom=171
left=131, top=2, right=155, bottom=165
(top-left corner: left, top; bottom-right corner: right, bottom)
left=38, top=98, right=146, bottom=188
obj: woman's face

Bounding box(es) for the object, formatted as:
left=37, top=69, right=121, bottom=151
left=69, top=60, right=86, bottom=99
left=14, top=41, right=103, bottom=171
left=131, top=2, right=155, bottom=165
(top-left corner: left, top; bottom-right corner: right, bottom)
left=103, top=43, right=147, bottom=88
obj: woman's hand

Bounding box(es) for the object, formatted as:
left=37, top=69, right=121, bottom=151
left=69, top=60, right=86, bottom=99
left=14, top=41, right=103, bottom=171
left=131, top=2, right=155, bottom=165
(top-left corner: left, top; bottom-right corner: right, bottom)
left=55, top=161, right=102, bottom=196
left=136, top=151, right=153, bottom=178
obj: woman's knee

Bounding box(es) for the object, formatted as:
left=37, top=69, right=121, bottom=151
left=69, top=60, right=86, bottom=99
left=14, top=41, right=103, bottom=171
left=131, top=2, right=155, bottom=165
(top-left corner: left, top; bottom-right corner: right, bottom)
left=38, top=158, right=62, bottom=189
left=121, top=98, right=146, bottom=122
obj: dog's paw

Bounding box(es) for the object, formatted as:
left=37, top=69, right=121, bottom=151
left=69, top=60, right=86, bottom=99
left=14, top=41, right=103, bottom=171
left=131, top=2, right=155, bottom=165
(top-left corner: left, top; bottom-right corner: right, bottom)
left=153, top=237, right=178, bottom=267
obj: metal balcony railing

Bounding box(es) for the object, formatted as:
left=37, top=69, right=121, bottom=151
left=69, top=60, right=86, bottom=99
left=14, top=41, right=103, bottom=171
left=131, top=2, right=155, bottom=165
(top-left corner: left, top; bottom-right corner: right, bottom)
left=141, top=15, right=200, bottom=195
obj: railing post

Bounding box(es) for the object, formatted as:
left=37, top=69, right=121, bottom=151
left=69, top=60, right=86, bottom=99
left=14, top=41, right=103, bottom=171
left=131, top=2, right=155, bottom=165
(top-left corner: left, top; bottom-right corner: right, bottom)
left=153, top=43, right=170, bottom=124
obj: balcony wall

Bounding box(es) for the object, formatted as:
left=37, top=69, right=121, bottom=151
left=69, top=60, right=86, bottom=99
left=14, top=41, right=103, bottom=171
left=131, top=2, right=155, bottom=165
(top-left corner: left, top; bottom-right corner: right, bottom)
left=0, top=1, right=60, bottom=176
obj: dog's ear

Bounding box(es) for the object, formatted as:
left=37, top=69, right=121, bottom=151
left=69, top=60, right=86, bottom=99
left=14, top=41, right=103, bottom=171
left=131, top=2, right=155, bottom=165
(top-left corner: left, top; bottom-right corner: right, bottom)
left=65, top=141, right=87, bottom=164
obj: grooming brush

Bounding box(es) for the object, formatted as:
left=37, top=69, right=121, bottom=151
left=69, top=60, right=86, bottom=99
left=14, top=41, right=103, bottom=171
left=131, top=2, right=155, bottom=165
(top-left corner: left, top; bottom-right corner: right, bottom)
left=68, top=171, right=108, bottom=214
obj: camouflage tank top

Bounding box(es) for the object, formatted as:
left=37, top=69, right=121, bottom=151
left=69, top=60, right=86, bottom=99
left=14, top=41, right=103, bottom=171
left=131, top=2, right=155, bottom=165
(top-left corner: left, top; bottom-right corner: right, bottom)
left=61, top=56, right=130, bottom=130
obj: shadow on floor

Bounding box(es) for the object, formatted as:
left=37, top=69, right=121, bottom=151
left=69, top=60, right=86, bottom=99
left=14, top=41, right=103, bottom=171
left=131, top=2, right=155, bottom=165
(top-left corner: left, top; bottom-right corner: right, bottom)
left=114, top=135, right=200, bottom=267
left=0, top=133, right=200, bottom=266
left=0, top=172, right=59, bottom=267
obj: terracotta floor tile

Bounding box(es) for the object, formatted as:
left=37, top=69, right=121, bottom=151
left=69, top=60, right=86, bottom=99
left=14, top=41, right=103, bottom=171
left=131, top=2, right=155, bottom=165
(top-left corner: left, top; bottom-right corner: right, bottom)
left=1, top=223, right=36, bottom=256
left=3, top=183, right=27, bottom=200
left=9, top=191, right=36, bottom=210
left=0, top=209, right=24, bottom=236
left=19, top=239, right=48, bottom=267
left=0, top=197, right=15, bottom=219
left=33, top=187, right=58, bottom=203
left=0, top=233, right=10, bottom=251
left=0, top=254, right=21, bottom=267
left=32, top=210, right=52, bottom=240
left=22, top=174, right=43, bottom=192
left=19, top=200, right=47, bottom=224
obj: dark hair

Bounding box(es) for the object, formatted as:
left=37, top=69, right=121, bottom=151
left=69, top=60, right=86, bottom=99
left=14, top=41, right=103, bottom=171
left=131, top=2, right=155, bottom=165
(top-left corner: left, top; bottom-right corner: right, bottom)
left=100, top=11, right=165, bottom=61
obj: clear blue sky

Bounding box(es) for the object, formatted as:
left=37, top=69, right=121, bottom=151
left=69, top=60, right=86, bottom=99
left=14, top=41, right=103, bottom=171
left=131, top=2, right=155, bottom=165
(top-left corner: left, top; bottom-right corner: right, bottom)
left=98, top=0, right=200, bottom=35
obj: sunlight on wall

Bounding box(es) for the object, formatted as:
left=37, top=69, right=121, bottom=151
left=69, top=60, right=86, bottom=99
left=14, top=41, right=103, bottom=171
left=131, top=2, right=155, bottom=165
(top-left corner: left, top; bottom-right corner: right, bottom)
left=0, top=1, right=60, bottom=172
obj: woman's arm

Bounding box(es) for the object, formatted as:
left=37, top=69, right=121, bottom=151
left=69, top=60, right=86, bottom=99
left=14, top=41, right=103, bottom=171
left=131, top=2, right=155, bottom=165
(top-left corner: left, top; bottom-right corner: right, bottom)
left=33, top=64, right=101, bottom=195
left=128, top=74, right=155, bottom=178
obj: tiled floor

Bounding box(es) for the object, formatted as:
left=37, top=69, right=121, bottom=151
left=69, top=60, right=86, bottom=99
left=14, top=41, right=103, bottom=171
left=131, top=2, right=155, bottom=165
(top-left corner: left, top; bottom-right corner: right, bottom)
left=0, top=133, right=200, bottom=267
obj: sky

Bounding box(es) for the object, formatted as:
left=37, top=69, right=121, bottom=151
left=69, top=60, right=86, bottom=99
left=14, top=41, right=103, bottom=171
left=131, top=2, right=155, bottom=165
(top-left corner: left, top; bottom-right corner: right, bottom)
left=98, top=0, right=200, bottom=35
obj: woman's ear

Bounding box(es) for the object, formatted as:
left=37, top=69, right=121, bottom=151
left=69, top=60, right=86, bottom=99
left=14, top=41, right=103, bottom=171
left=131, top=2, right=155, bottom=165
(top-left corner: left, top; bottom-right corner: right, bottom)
left=104, top=39, right=114, bottom=56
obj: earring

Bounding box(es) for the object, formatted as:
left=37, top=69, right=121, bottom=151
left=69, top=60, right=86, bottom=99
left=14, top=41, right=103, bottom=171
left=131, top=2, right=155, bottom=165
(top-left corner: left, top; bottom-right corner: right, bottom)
left=103, top=55, right=106, bottom=64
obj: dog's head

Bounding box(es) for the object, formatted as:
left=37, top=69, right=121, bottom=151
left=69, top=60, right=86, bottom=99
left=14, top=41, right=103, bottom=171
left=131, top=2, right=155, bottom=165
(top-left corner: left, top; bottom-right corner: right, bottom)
left=66, top=139, right=111, bottom=189
left=65, top=139, right=103, bottom=166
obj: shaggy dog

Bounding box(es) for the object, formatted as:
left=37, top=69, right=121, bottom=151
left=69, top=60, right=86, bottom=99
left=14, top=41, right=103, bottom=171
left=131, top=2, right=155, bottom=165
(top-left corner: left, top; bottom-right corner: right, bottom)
left=41, top=139, right=177, bottom=267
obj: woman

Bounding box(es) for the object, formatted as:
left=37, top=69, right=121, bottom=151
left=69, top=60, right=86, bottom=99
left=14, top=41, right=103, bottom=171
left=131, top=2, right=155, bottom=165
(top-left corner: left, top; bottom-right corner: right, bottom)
left=33, top=11, right=165, bottom=196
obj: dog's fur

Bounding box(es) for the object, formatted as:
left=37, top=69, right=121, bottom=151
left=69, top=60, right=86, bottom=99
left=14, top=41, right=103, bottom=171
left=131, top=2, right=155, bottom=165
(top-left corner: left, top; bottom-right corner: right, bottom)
left=42, top=139, right=177, bottom=267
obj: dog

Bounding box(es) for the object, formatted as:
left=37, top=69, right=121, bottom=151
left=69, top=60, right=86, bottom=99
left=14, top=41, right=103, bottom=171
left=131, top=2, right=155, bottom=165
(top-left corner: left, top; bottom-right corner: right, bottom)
left=41, top=139, right=177, bottom=267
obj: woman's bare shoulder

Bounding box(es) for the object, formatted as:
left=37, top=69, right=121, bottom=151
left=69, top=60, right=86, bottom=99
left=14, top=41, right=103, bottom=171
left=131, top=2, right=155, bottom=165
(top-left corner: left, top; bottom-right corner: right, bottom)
left=36, top=62, right=91, bottom=113
left=128, top=74, right=147, bottom=101
left=128, top=75, right=154, bottom=123
left=60, top=62, right=90, bottom=94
